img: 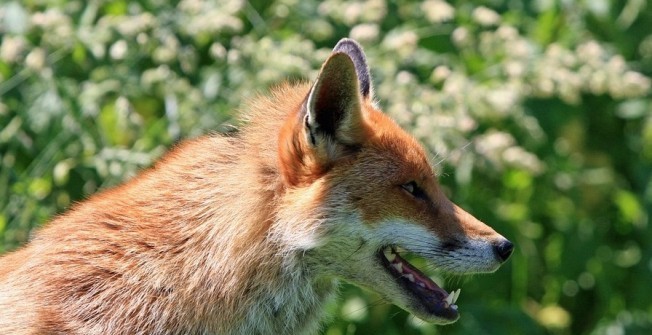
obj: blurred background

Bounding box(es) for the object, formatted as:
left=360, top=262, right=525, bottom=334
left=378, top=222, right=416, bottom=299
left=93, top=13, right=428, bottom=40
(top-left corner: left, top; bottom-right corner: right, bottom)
left=1, top=0, right=651, bottom=334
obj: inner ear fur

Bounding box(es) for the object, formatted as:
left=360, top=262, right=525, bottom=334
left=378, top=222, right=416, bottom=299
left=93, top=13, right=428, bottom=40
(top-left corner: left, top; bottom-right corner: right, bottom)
left=305, top=52, right=366, bottom=147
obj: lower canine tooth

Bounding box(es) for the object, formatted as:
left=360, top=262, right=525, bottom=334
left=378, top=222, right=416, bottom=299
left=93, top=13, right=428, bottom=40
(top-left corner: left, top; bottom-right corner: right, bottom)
left=452, top=289, right=461, bottom=304
left=392, top=263, right=403, bottom=273
left=444, top=294, right=454, bottom=306
left=404, top=274, right=414, bottom=282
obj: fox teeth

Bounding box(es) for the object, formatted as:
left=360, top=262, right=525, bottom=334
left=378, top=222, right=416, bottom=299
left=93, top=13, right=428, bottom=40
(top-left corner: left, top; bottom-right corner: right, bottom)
left=392, top=262, right=403, bottom=273
left=445, top=289, right=461, bottom=306
left=383, top=248, right=396, bottom=262
left=404, top=274, right=415, bottom=282
left=444, top=294, right=453, bottom=306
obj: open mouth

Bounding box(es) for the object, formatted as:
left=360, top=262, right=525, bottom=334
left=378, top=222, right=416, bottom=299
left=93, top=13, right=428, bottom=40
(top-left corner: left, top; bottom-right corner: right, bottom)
left=378, top=246, right=461, bottom=322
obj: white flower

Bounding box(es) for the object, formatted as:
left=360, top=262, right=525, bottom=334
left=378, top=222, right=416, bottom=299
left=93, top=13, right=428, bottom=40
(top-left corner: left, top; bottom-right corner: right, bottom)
left=472, top=6, right=501, bottom=26
left=0, top=36, right=26, bottom=63
left=496, top=25, right=518, bottom=40
left=619, top=71, right=651, bottom=98
left=476, top=131, right=514, bottom=155
left=510, top=40, right=532, bottom=58
left=344, top=2, right=363, bottom=25
left=210, top=43, right=227, bottom=60
left=422, top=0, right=455, bottom=23
left=396, top=71, right=415, bottom=85
left=350, top=23, right=379, bottom=42
left=109, top=40, right=128, bottom=60
left=504, top=61, right=525, bottom=78
left=430, top=65, right=451, bottom=83
left=115, top=13, right=155, bottom=36
left=485, top=87, right=519, bottom=114
left=25, top=48, right=46, bottom=70
left=502, top=147, right=545, bottom=174
left=362, top=0, right=387, bottom=23
left=452, top=27, right=470, bottom=47
left=382, top=30, right=418, bottom=57
left=31, top=9, right=66, bottom=28
left=576, top=41, right=604, bottom=63
left=606, top=55, right=626, bottom=73
left=588, top=70, right=608, bottom=95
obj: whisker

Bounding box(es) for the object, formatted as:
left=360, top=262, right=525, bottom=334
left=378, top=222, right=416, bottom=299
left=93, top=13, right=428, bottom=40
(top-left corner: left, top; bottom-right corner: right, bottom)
left=427, top=140, right=473, bottom=169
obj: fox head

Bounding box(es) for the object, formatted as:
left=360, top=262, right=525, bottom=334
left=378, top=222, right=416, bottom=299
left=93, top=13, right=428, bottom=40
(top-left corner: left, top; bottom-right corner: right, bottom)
left=277, top=39, right=513, bottom=324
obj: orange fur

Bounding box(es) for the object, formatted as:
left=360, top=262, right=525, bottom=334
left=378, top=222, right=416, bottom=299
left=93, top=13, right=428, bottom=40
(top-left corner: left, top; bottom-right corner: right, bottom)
left=0, top=39, right=512, bottom=334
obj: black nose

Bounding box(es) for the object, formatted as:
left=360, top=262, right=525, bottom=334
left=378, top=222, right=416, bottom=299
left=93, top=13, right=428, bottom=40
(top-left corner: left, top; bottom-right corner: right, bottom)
left=493, top=240, right=514, bottom=262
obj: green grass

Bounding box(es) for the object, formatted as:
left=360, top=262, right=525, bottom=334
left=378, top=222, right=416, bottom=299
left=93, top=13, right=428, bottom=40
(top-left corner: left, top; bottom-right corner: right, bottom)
left=1, top=1, right=651, bottom=334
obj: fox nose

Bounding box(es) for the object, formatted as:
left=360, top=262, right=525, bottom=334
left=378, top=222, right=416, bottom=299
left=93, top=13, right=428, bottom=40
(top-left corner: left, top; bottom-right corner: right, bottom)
left=493, top=240, right=514, bottom=263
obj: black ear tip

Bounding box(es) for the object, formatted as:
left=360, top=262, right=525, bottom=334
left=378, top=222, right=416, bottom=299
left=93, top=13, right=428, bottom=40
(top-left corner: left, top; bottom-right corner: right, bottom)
left=332, top=38, right=371, bottom=98
left=334, top=38, right=363, bottom=52
left=333, top=39, right=366, bottom=62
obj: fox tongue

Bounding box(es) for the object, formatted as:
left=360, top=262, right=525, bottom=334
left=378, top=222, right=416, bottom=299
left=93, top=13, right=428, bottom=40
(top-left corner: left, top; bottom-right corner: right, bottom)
left=382, top=247, right=461, bottom=320
left=402, top=262, right=440, bottom=292
left=389, top=252, right=448, bottom=299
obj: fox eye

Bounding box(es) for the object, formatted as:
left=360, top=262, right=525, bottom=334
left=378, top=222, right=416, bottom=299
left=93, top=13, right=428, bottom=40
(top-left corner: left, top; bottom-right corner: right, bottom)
left=401, top=181, right=428, bottom=200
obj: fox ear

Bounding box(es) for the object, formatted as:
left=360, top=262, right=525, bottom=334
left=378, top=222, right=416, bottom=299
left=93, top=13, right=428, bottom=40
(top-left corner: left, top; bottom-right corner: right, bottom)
left=332, top=38, right=372, bottom=99
left=305, top=47, right=369, bottom=151
left=305, top=53, right=361, bottom=145
left=279, top=41, right=372, bottom=186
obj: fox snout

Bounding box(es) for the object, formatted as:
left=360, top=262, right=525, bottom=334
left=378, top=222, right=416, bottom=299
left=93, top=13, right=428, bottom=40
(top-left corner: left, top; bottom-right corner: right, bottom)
left=435, top=203, right=514, bottom=274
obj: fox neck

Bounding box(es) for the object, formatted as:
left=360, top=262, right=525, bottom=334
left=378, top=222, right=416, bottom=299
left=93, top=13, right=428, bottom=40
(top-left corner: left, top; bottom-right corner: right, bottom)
left=126, top=188, right=338, bottom=334
left=232, top=252, right=338, bottom=335
left=172, top=167, right=337, bottom=333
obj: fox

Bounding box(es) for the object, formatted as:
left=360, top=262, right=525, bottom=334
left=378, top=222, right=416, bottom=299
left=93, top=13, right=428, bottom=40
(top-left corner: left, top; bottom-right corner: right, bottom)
left=0, top=38, right=513, bottom=334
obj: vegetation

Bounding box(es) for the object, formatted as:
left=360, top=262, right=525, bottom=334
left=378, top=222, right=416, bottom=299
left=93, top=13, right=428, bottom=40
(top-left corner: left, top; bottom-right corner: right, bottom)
left=1, top=0, right=650, bottom=334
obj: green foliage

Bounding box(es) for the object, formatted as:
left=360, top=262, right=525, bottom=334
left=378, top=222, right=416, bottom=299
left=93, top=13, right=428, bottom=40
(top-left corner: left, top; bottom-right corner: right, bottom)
left=1, top=0, right=651, bottom=334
